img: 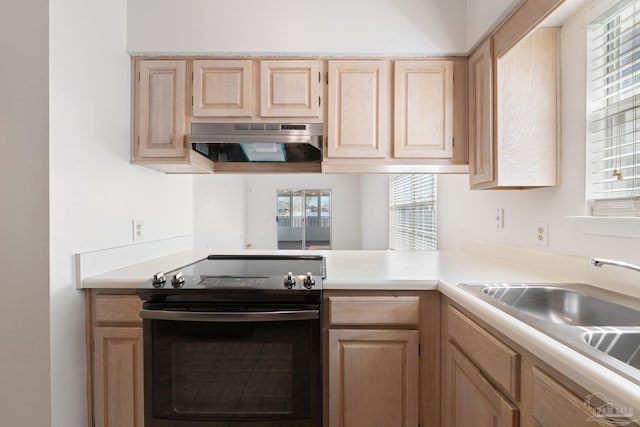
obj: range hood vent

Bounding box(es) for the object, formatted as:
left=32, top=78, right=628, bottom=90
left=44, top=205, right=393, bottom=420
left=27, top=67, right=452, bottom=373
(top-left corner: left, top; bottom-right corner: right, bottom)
left=190, top=123, right=323, bottom=166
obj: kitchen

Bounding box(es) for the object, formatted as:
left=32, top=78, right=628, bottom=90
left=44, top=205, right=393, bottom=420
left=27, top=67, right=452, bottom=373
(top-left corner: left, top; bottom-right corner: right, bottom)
left=3, top=0, right=640, bottom=426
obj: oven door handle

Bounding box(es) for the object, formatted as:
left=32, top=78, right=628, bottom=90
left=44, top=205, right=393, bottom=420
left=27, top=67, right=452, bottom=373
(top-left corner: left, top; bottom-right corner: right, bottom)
left=139, top=308, right=319, bottom=322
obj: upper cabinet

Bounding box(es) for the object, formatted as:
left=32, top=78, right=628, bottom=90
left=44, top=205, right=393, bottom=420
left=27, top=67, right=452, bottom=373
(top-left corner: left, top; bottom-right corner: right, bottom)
left=131, top=57, right=468, bottom=174
left=260, top=60, right=321, bottom=118
left=135, top=60, right=187, bottom=158
left=132, top=59, right=213, bottom=173
left=192, top=59, right=322, bottom=120
left=323, top=59, right=468, bottom=174
left=468, top=0, right=562, bottom=190
left=327, top=60, right=391, bottom=159
left=192, top=60, right=252, bottom=117
left=468, top=39, right=494, bottom=186
left=394, top=60, right=454, bottom=159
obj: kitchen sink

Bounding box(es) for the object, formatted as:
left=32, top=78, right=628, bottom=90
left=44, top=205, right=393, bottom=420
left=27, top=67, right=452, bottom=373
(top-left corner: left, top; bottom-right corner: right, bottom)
left=459, top=283, right=640, bottom=385
left=583, top=329, right=640, bottom=370
left=480, top=285, right=640, bottom=326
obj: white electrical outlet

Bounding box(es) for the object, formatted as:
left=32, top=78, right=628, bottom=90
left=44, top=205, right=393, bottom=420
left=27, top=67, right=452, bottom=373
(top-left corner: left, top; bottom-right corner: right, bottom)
left=132, top=219, right=143, bottom=241
left=495, top=208, right=504, bottom=228
left=536, top=222, right=548, bottom=246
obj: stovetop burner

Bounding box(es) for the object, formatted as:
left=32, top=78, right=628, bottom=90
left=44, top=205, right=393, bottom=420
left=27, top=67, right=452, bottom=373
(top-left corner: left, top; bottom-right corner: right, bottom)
left=137, top=254, right=325, bottom=304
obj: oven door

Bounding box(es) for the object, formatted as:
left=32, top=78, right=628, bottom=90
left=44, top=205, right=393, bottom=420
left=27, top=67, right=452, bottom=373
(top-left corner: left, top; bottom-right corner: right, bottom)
left=140, top=305, right=321, bottom=427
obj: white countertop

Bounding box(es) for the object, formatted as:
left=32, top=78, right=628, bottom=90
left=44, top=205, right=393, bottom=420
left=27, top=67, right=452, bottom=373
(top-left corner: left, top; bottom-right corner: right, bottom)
left=82, top=245, right=640, bottom=414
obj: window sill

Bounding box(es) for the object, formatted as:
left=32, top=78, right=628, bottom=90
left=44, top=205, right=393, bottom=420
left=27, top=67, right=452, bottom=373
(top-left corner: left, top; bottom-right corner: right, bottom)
left=567, top=216, right=640, bottom=239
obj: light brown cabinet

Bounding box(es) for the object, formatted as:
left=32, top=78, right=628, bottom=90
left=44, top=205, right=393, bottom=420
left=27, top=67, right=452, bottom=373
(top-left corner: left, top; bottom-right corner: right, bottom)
left=324, top=292, right=440, bottom=427
left=135, top=60, right=187, bottom=158
left=447, top=342, right=518, bottom=427
left=260, top=60, right=321, bottom=117
left=440, top=298, right=635, bottom=427
left=443, top=304, right=520, bottom=427
left=530, top=367, right=595, bottom=427
left=192, top=60, right=253, bottom=118
left=192, top=59, right=322, bottom=119
left=326, top=60, right=391, bottom=159
left=468, top=38, right=494, bottom=186
left=328, top=329, right=419, bottom=427
left=323, top=59, right=468, bottom=174
left=468, top=28, right=560, bottom=189
left=87, top=291, right=144, bottom=427
left=132, top=59, right=213, bottom=173
left=394, top=60, right=454, bottom=159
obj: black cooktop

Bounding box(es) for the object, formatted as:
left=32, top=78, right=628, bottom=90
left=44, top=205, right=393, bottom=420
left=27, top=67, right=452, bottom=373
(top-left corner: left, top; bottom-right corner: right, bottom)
left=137, top=254, right=325, bottom=304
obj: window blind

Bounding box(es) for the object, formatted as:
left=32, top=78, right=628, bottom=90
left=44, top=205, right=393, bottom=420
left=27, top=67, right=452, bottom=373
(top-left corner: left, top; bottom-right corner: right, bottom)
left=588, top=0, right=640, bottom=216
left=389, top=174, right=437, bottom=251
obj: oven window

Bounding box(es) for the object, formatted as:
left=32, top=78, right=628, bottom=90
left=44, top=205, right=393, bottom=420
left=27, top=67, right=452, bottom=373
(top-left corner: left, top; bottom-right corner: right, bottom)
left=150, top=318, right=319, bottom=422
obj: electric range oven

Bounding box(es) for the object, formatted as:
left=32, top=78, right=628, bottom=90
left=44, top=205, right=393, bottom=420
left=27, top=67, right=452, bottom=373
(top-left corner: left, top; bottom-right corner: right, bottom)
left=137, top=255, right=324, bottom=427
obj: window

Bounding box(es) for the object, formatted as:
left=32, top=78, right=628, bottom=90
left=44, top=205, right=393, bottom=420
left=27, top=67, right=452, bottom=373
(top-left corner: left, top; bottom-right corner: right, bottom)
left=588, top=0, right=640, bottom=216
left=389, top=175, right=437, bottom=250
left=277, top=190, right=331, bottom=250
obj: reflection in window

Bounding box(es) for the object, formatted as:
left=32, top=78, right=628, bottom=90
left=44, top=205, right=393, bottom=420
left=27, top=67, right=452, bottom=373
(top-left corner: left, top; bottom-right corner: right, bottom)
left=277, top=190, right=331, bottom=250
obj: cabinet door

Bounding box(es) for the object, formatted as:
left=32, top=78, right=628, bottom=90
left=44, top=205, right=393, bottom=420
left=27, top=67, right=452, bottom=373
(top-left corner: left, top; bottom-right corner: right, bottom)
left=394, top=60, right=453, bottom=158
left=531, top=367, right=599, bottom=427
left=328, top=329, right=418, bottom=427
left=136, top=60, right=187, bottom=158
left=327, top=60, right=391, bottom=158
left=93, top=327, right=143, bottom=427
left=260, top=60, right=320, bottom=117
left=193, top=60, right=252, bottom=117
left=446, top=343, right=518, bottom=427
left=468, top=39, right=494, bottom=187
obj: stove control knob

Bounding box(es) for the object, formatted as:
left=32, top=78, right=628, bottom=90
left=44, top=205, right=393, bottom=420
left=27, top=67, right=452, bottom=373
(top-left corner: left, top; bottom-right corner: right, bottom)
left=152, top=272, right=166, bottom=288
left=171, top=272, right=185, bottom=288
left=303, top=272, right=316, bottom=289
left=284, top=272, right=296, bottom=289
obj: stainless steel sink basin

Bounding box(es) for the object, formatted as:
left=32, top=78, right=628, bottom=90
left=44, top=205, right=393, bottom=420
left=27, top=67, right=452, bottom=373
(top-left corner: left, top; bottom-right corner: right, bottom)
left=583, top=329, right=640, bottom=370
left=480, top=285, right=640, bottom=326
left=459, top=283, right=640, bottom=385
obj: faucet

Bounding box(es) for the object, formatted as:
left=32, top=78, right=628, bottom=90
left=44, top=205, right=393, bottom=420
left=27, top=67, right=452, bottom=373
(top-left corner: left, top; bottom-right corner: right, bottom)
left=590, top=258, right=640, bottom=273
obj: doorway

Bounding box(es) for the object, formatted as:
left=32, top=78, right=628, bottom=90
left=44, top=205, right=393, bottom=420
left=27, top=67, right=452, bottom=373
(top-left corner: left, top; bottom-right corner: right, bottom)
left=277, top=190, right=331, bottom=250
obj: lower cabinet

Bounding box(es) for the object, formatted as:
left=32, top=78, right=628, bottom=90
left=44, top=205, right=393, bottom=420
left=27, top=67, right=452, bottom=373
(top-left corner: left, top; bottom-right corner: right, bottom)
left=447, top=342, right=518, bottom=427
left=87, top=290, right=144, bottom=427
left=441, top=297, right=632, bottom=427
left=324, top=291, right=440, bottom=427
left=530, top=367, right=595, bottom=427
left=328, top=329, right=419, bottom=427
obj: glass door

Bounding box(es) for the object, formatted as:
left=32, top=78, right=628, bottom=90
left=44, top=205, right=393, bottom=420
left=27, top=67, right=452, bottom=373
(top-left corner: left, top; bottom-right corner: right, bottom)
left=277, top=190, right=331, bottom=250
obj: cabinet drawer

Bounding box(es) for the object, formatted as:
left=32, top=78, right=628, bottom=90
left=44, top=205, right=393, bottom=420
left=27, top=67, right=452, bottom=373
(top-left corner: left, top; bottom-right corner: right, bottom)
left=94, top=295, right=143, bottom=326
left=328, top=296, right=420, bottom=326
left=447, top=306, right=519, bottom=399
left=532, top=367, right=594, bottom=427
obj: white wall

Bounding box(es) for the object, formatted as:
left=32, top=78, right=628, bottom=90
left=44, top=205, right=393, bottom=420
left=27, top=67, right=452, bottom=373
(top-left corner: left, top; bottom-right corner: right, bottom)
left=360, top=175, right=390, bottom=249
left=194, top=175, right=247, bottom=250
left=465, top=0, right=520, bottom=50
left=49, top=0, right=194, bottom=425
left=439, top=0, right=640, bottom=266
left=127, top=0, right=467, bottom=55
left=0, top=0, right=51, bottom=425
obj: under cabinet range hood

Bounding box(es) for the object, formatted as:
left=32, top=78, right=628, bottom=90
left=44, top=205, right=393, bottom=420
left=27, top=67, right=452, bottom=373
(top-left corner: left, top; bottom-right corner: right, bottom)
left=190, top=123, right=323, bottom=172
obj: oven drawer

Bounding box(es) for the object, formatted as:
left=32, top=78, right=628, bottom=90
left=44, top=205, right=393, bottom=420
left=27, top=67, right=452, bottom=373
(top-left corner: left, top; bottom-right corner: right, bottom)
left=328, top=296, right=420, bottom=326
left=94, top=294, right=143, bottom=326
